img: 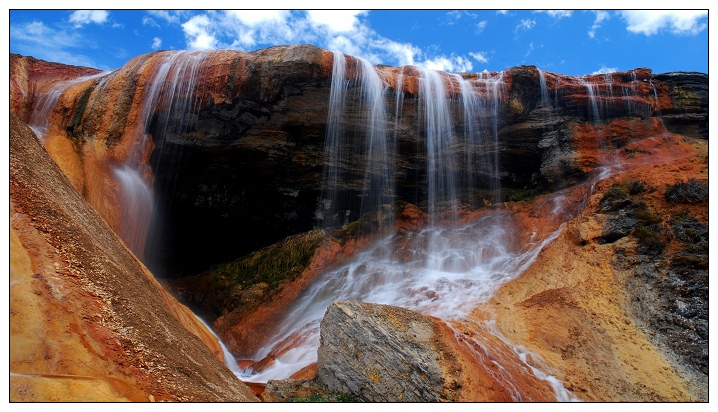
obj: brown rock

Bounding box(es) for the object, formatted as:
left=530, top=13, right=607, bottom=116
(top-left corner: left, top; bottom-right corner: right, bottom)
left=316, top=301, right=556, bottom=402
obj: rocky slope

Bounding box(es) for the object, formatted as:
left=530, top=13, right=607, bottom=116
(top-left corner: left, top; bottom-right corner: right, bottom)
left=480, top=132, right=708, bottom=401
left=9, top=112, right=258, bottom=402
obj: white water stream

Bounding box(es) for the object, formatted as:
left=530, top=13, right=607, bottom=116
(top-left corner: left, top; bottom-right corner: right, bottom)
left=28, top=72, right=110, bottom=140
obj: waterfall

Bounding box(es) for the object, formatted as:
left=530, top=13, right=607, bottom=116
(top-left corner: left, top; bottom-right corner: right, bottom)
left=318, top=52, right=394, bottom=229
left=538, top=68, right=550, bottom=108
left=356, top=57, right=393, bottom=223
left=580, top=76, right=602, bottom=122
left=241, top=59, right=577, bottom=399
left=418, top=68, right=458, bottom=222
left=116, top=50, right=209, bottom=261
left=193, top=315, right=243, bottom=376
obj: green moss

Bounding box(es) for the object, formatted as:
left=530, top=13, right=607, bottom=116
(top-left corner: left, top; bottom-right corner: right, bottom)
left=501, top=186, right=543, bottom=203
left=671, top=85, right=698, bottom=110
left=205, top=228, right=324, bottom=293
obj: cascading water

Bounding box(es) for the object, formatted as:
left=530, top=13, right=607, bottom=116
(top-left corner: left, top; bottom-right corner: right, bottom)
left=115, top=50, right=209, bottom=261
left=318, top=52, right=394, bottom=228
left=28, top=72, right=109, bottom=140
left=418, top=67, right=459, bottom=222
left=194, top=315, right=243, bottom=376
left=538, top=68, right=550, bottom=108
left=241, top=56, right=577, bottom=399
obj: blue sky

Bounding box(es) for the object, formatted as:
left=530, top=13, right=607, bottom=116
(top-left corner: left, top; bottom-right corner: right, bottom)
left=8, top=8, right=709, bottom=76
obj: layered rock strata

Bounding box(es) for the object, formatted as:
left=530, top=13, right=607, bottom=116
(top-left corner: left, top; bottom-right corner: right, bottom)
left=316, top=301, right=557, bottom=402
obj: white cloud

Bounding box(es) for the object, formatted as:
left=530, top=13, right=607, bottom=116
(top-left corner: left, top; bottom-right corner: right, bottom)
left=223, top=10, right=299, bottom=49
left=306, top=10, right=366, bottom=33
left=592, top=65, right=618, bottom=74
left=142, top=16, right=160, bottom=28
left=497, top=10, right=510, bottom=15
left=69, top=10, right=109, bottom=27
left=537, top=10, right=573, bottom=19
left=419, top=55, right=473, bottom=73
left=469, top=51, right=488, bottom=63
left=147, top=10, right=184, bottom=24
left=618, top=10, right=707, bottom=35
left=12, top=20, right=82, bottom=49
left=182, top=15, right=217, bottom=50
left=151, top=37, right=162, bottom=50
left=446, top=10, right=461, bottom=24
left=524, top=42, right=534, bottom=58
left=171, top=10, right=478, bottom=73
left=10, top=20, right=99, bottom=67
left=228, top=10, right=291, bottom=26
left=475, top=20, right=487, bottom=34
left=373, top=38, right=420, bottom=66
left=588, top=10, right=610, bottom=38
left=516, top=19, right=536, bottom=32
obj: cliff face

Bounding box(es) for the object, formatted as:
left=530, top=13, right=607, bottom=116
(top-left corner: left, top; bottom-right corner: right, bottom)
left=9, top=112, right=258, bottom=402
left=9, top=47, right=708, bottom=277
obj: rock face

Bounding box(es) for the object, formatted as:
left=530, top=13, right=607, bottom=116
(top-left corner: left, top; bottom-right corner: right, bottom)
left=9, top=112, right=258, bottom=402
left=316, top=301, right=556, bottom=402
left=653, top=72, right=708, bottom=139
left=9, top=49, right=708, bottom=278
left=486, top=132, right=708, bottom=401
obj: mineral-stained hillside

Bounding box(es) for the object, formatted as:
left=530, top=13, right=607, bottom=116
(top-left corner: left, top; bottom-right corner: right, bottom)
left=9, top=112, right=258, bottom=402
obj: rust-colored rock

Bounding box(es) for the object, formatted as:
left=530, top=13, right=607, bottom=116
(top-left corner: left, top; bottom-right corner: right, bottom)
left=9, top=112, right=258, bottom=402
left=482, top=131, right=707, bottom=401
left=10, top=48, right=706, bottom=277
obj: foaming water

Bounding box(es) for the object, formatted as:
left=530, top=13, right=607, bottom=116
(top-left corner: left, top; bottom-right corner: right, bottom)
left=241, top=212, right=565, bottom=386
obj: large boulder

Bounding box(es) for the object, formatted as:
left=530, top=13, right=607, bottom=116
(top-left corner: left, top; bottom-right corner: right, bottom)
left=316, top=301, right=557, bottom=402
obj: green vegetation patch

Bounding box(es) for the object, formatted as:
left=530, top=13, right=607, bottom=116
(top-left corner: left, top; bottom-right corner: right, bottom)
left=206, top=228, right=325, bottom=292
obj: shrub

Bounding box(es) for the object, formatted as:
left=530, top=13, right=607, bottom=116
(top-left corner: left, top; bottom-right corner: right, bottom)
left=634, top=225, right=664, bottom=256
